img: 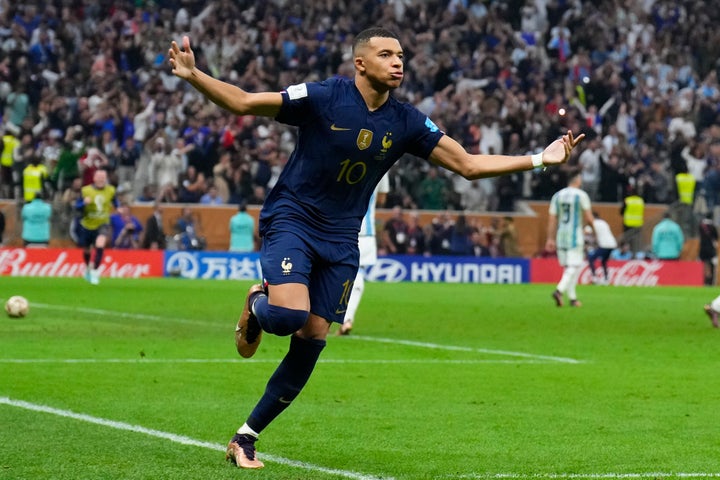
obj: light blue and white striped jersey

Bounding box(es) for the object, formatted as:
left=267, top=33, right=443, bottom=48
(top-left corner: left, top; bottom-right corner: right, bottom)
left=359, top=173, right=390, bottom=237
left=549, top=186, right=592, bottom=249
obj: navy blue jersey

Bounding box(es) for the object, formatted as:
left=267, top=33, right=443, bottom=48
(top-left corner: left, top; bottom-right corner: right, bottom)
left=260, top=77, right=444, bottom=242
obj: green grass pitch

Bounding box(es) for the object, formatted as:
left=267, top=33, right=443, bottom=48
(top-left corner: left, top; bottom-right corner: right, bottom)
left=1, top=276, right=720, bottom=480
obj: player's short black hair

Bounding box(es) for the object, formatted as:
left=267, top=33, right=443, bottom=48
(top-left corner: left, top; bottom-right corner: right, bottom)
left=352, top=27, right=399, bottom=54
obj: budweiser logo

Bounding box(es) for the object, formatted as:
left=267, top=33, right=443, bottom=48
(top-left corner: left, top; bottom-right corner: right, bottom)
left=579, top=260, right=663, bottom=286
left=0, top=248, right=153, bottom=278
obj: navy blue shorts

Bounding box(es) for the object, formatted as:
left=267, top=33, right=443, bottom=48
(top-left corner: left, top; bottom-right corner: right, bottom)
left=260, top=229, right=359, bottom=324
left=76, top=223, right=110, bottom=248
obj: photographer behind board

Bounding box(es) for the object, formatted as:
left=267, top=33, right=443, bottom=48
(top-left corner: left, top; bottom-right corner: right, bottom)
left=110, top=203, right=143, bottom=249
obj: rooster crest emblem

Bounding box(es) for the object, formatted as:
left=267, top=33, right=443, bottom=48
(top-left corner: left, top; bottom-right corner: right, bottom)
left=281, top=257, right=293, bottom=275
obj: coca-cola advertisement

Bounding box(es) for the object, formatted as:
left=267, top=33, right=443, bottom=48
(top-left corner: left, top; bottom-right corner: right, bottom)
left=530, top=258, right=703, bottom=286
left=0, top=248, right=164, bottom=278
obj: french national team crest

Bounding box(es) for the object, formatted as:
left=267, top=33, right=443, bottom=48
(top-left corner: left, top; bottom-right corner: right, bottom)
left=356, top=129, right=373, bottom=150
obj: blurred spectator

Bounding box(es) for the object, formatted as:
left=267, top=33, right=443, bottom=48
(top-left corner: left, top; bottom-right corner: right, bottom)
left=621, top=186, right=645, bottom=255
left=641, top=161, right=672, bottom=204
left=141, top=202, right=167, bottom=250
left=78, top=147, right=110, bottom=187
left=229, top=203, right=255, bottom=252
left=173, top=207, right=205, bottom=251
left=5, top=80, right=29, bottom=128
left=698, top=213, right=718, bottom=286
left=21, top=191, right=51, bottom=246
left=652, top=212, right=684, bottom=260
left=1, top=127, right=20, bottom=198
left=499, top=216, right=521, bottom=257
left=246, top=185, right=266, bottom=206
left=577, top=136, right=603, bottom=201
left=49, top=127, right=83, bottom=194
left=461, top=180, right=489, bottom=211
left=177, top=165, right=207, bottom=203
left=149, top=137, right=182, bottom=202
left=406, top=211, right=427, bottom=256
left=22, top=154, right=49, bottom=202
left=448, top=214, right=474, bottom=256
left=60, top=177, right=83, bottom=242
left=428, top=211, right=453, bottom=255
left=587, top=211, right=618, bottom=284
left=200, top=184, right=224, bottom=205
left=382, top=206, right=410, bottom=254
left=416, top=166, right=448, bottom=210
left=471, top=229, right=492, bottom=257
left=610, top=241, right=634, bottom=260
left=496, top=174, right=521, bottom=212
left=117, top=137, right=142, bottom=187
left=14, top=131, right=36, bottom=199
left=110, top=203, right=143, bottom=249
left=598, top=152, right=626, bottom=202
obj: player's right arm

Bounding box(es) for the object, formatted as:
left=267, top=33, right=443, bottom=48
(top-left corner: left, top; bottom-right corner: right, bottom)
left=168, top=36, right=282, bottom=118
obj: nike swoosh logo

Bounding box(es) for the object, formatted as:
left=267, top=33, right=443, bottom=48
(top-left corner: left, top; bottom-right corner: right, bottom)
left=335, top=308, right=347, bottom=314
left=279, top=397, right=292, bottom=404
left=330, top=124, right=351, bottom=131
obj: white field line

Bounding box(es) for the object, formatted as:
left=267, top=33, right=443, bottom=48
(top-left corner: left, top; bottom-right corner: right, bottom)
left=348, top=335, right=583, bottom=364
left=29, top=301, right=217, bottom=327
left=2, top=397, right=716, bottom=480
left=16, top=301, right=584, bottom=364
left=0, top=396, right=392, bottom=480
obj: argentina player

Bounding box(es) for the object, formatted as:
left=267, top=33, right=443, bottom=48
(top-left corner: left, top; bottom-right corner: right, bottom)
left=169, top=27, right=584, bottom=469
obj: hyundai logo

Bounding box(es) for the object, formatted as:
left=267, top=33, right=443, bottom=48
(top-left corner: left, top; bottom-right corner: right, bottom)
left=366, top=258, right=407, bottom=282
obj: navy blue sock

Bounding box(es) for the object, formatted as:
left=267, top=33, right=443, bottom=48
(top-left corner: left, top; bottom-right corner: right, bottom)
left=252, top=295, right=308, bottom=336
left=246, top=335, right=326, bottom=433
left=94, top=248, right=104, bottom=268
left=83, top=250, right=91, bottom=266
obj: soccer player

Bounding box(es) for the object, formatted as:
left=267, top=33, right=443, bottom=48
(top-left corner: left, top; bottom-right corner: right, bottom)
left=704, top=298, right=720, bottom=328
left=168, top=28, right=584, bottom=469
left=586, top=211, right=618, bottom=285
left=547, top=172, right=595, bottom=307
left=76, top=169, right=116, bottom=285
left=337, top=173, right=389, bottom=336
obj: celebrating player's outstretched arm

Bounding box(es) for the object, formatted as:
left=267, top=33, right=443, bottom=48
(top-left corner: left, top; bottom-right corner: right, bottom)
left=168, top=35, right=281, bottom=117
left=429, top=130, right=585, bottom=180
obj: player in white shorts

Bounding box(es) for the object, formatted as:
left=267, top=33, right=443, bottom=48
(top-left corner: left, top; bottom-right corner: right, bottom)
left=546, top=172, right=594, bottom=307
left=338, top=174, right=389, bottom=335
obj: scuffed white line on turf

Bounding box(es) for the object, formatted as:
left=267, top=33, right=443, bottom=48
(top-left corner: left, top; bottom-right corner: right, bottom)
left=0, top=358, right=555, bottom=365
left=0, top=396, right=392, bottom=480
left=26, top=301, right=582, bottom=363
left=348, top=335, right=583, bottom=364
left=446, top=473, right=720, bottom=479
left=30, top=302, right=217, bottom=327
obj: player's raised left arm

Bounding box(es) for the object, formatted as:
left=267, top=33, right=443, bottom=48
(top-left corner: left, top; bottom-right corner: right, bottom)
left=168, top=36, right=282, bottom=118
left=428, top=130, right=584, bottom=180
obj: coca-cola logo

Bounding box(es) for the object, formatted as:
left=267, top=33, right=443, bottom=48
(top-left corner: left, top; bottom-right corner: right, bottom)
left=0, top=248, right=155, bottom=278
left=579, top=260, right=662, bottom=286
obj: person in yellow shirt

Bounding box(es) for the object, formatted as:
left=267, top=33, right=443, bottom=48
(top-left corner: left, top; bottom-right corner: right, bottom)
left=76, top=169, right=116, bottom=284
left=22, top=155, right=49, bottom=203
left=0, top=128, right=20, bottom=198
left=621, top=185, right=644, bottom=255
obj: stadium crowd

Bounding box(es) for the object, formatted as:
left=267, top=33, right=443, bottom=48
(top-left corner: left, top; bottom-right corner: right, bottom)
left=0, top=0, right=719, bottom=237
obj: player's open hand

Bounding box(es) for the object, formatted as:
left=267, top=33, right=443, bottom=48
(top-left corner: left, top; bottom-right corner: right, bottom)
left=540, top=130, right=585, bottom=166
left=168, top=35, right=195, bottom=80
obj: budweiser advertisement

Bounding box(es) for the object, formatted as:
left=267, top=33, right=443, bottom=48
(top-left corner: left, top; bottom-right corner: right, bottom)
left=531, top=258, right=703, bottom=286
left=0, top=248, right=164, bottom=278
